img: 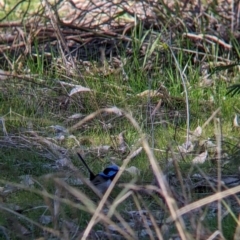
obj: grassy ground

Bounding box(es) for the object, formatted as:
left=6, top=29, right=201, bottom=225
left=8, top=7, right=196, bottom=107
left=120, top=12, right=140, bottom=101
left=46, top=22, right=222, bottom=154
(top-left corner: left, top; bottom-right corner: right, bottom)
left=0, top=0, right=240, bottom=239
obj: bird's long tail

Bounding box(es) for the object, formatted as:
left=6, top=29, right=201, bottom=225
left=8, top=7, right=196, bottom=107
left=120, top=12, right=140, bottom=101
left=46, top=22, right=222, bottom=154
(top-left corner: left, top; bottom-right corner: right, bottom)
left=77, top=153, right=95, bottom=180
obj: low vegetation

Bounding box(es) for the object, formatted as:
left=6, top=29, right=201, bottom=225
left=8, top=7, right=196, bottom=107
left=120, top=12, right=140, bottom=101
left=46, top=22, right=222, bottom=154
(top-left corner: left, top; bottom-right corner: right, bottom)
left=0, top=0, right=240, bottom=239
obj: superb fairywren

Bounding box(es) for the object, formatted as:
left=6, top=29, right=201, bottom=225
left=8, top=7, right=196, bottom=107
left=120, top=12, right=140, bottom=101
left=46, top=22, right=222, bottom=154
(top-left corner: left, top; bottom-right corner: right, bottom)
left=77, top=153, right=119, bottom=194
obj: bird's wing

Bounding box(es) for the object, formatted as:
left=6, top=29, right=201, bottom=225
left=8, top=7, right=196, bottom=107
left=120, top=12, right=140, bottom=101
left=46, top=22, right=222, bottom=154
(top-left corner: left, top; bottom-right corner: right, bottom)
left=91, top=174, right=111, bottom=193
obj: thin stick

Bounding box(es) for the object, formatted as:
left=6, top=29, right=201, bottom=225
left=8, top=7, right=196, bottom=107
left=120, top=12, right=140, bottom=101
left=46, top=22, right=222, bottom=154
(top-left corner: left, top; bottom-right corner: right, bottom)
left=202, top=107, right=221, bottom=129
left=214, top=118, right=223, bottom=234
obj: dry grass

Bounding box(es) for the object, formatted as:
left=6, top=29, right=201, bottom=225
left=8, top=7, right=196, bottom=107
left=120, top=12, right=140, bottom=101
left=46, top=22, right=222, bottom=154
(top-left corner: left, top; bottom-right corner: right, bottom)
left=0, top=0, right=240, bottom=239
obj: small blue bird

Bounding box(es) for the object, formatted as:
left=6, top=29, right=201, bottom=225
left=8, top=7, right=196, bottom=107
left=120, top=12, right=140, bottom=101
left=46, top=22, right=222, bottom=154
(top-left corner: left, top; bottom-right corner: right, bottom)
left=77, top=153, right=119, bottom=194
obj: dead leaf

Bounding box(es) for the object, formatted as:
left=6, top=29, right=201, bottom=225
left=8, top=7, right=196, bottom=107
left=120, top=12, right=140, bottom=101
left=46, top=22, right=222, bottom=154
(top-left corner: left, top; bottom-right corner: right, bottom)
left=206, top=139, right=216, bottom=148
left=193, top=125, right=202, bottom=137
left=192, top=151, right=208, bottom=164
left=110, top=106, right=122, bottom=116
left=0, top=117, right=8, bottom=136
left=178, top=141, right=194, bottom=153
left=204, top=139, right=217, bottom=153
left=39, top=215, right=53, bottom=225
left=137, top=90, right=160, bottom=97
left=69, top=85, right=91, bottom=96
left=233, top=114, right=240, bottom=127
left=0, top=69, right=8, bottom=80
left=68, top=113, right=84, bottom=119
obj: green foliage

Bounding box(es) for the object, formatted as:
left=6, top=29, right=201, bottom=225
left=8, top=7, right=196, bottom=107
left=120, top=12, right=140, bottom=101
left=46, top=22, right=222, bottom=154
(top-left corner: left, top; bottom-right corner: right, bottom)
left=0, top=0, right=39, bottom=21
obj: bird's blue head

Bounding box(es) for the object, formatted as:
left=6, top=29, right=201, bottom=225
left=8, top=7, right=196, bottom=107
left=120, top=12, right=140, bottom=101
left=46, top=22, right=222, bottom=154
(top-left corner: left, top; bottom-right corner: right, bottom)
left=102, top=165, right=119, bottom=180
